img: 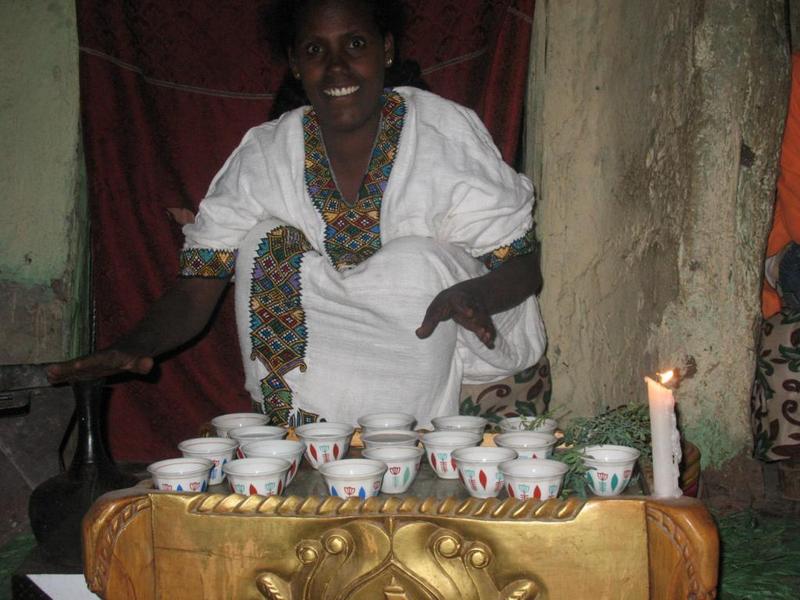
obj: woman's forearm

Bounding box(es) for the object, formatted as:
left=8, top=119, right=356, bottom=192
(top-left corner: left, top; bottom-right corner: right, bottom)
left=457, top=251, right=541, bottom=315
left=111, top=276, right=230, bottom=357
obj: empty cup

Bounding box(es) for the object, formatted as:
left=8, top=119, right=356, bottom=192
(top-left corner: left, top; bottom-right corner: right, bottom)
left=431, top=415, right=488, bottom=436
left=494, top=431, right=558, bottom=459
left=178, top=437, right=238, bottom=485
left=147, top=457, right=212, bottom=492
left=294, top=422, right=354, bottom=469
left=420, top=431, right=483, bottom=479
left=211, top=412, right=269, bottom=438
left=500, top=458, right=568, bottom=500
left=319, top=458, right=387, bottom=499
left=452, top=446, right=517, bottom=498
left=362, top=446, right=424, bottom=494
left=357, top=412, right=416, bottom=433
left=223, top=457, right=290, bottom=496
left=229, top=425, right=288, bottom=458
left=239, top=439, right=305, bottom=485
left=581, top=445, right=640, bottom=497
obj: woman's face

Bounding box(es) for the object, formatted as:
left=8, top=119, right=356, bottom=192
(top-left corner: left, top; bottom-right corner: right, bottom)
left=288, top=0, right=394, bottom=136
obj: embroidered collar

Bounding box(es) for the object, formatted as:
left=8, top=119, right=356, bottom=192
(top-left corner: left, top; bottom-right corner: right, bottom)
left=303, top=91, right=406, bottom=269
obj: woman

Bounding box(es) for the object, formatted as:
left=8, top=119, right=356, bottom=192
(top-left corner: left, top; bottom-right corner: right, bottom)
left=48, top=0, right=546, bottom=428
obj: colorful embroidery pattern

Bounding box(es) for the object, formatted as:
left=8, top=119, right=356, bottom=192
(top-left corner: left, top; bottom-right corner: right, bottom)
left=478, top=229, right=535, bottom=271
left=179, top=248, right=237, bottom=278
left=249, top=226, right=313, bottom=425
left=251, top=399, right=320, bottom=428
left=303, top=92, right=405, bottom=269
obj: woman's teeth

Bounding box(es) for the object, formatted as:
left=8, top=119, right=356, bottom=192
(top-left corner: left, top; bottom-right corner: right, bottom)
left=324, top=85, right=359, bottom=97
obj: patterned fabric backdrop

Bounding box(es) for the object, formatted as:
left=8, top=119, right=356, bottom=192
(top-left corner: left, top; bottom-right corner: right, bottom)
left=77, top=0, right=535, bottom=460
left=752, top=309, right=800, bottom=461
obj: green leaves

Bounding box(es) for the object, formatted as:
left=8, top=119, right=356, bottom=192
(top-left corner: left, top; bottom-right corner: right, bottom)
left=561, top=403, right=652, bottom=462
left=553, top=447, right=591, bottom=498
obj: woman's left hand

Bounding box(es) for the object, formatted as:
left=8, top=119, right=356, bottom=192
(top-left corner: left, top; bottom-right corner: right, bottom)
left=416, top=284, right=496, bottom=348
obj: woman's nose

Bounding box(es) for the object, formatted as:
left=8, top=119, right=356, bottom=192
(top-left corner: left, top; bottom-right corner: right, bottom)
left=326, top=47, right=347, bottom=71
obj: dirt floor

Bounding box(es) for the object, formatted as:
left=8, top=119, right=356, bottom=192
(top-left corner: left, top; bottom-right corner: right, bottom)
left=701, top=452, right=800, bottom=517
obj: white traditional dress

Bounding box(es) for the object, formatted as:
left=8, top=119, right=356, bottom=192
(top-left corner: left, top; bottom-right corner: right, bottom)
left=180, top=87, right=546, bottom=428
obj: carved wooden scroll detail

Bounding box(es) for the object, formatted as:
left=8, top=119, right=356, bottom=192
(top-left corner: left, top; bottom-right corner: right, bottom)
left=645, top=505, right=718, bottom=600
left=191, top=492, right=586, bottom=520
left=86, top=495, right=152, bottom=592
left=256, top=521, right=542, bottom=600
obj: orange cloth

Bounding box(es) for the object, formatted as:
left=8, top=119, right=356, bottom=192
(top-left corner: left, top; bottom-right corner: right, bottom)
left=763, top=54, right=800, bottom=317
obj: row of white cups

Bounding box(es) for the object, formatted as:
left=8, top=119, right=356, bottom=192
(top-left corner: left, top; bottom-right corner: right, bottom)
left=147, top=412, right=640, bottom=500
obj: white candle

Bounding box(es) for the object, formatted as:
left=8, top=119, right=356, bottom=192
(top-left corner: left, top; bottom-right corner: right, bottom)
left=645, top=372, right=683, bottom=498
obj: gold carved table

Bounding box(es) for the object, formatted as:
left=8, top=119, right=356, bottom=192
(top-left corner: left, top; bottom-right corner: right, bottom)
left=82, top=458, right=719, bottom=599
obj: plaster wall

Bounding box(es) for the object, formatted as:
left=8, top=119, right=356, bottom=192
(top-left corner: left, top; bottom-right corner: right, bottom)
left=0, top=0, right=88, bottom=362
left=528, top=0, right=789, bottom=466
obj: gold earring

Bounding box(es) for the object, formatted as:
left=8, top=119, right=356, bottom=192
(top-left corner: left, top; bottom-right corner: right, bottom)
left=293, top=71, right=301, bottom=80
left=386, top=57, right=393, bottom=67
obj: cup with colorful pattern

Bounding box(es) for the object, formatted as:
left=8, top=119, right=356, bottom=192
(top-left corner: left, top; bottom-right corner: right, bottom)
left=581, top=445, right=640, bottom=497
left=420, top=431, right=483, bottom=479
left=211, top=412, right=269, bottom=438
left=362, top=446, right=424, bottom=494
left=431, top=415, right=488, bottom=437
left=319, top=458, right=387, bottom=499
left=147, top=457, right=212, bottom=492
left=452, top=446, right=518, bottom=498
left=239, top=439, right=305, bottom=485
left=494, top=431, right=558, bottom=459
left=294, top=422, right=354, bottom=469
left=357, top=412, right=416, bottom=434
left=223, top=457, right=290, bottom=497
left=498, top=416, right=558, bottom=435
left=361, top=429, right=419, bottom=448
left=500, top=458, right=568, bottom=501
left=177, top=437, right=238, bottom=485
left=229, top=425, right=288, bottom=458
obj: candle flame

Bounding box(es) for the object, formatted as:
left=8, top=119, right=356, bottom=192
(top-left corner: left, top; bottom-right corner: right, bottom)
left=658, top=370, right=675, bottom=385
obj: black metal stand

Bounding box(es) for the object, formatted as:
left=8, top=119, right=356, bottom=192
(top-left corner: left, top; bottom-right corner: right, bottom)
left=28, top=379, right=138, bottom=567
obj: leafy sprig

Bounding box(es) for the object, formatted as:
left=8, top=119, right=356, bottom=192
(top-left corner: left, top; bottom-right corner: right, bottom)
left=561, top=403, right=652, bottom=462
left=552, top=446, right=591, bottom=498
left=517, top=409, right=567, bottom=431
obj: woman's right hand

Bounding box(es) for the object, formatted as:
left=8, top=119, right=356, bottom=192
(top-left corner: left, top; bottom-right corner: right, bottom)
left=46, top=349, right=154, bottom=384
left=46, top=277, right=230, bottom=385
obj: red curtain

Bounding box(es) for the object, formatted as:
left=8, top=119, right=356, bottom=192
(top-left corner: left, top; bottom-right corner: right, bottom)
left=77, top=0, right=534, bottom=461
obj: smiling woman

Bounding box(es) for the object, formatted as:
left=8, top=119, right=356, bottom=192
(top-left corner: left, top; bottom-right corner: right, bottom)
left=48, top=0, right=546, bottom=430
left=288, top=0, right=392, bottom=143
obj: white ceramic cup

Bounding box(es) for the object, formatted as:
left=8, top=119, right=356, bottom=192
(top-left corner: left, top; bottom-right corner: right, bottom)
left=452, top=446, right=518, bottom=498
left=319, top=458, right=387, bottom=499
left=177, top=437, right=238, bottom=485
left=228, top=425, right=288, bottom=458
left=223, top=457, right=290, bottom=497
left=239, top=439, right=306, bottom=486
left=500, top=458, right=568, bottom=500
left=431, top=415, right=488, bottom=437
left=498, top=416, right=558, bottom=435
left=357, top=412, right=416, bottom=433
left=210, top=412, right=269, bottom=438
left=362, top=446, right=424, bottom=494
left=147, top=457, right=212, bottom=492
left=420, top=431, right=483, bottom=479
left=494, top=431, right=558, bottom=459
left=581, top=444, right=641, bottom=497
left=361, top=429, right=419, bottom=448
left=294, top=422, right=354, bottom=469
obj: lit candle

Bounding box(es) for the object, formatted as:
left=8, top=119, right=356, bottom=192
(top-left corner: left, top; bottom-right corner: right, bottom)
left=645, top=371, right=683, bottom=498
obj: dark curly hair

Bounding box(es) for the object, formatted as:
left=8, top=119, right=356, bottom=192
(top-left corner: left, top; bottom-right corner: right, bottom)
left=265, top=0, right=427, bottom=118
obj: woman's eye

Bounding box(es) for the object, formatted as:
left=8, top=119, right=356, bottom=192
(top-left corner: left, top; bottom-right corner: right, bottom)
left=305, top=43, right=322, bottom=56
left=349, top=37, right=366, bottom=49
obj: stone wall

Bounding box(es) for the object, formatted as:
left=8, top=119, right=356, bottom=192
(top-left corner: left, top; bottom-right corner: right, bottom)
left=528, top=0, right=790, bottom=466
left=0, top=0, right=88, bottom=364
left=0, top=0, right=86, bottom=546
